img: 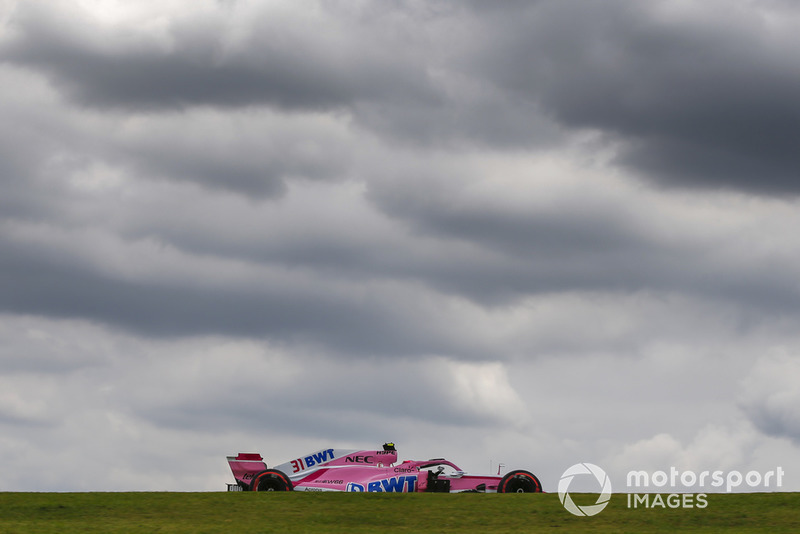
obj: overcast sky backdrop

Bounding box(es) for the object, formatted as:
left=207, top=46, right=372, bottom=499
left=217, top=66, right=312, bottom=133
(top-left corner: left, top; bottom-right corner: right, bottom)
left=1, top=0, right=799, bottom=492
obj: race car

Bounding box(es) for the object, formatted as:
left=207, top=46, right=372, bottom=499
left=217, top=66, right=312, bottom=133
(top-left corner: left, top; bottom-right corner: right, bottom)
left=226, top=443, right=542, bottom=493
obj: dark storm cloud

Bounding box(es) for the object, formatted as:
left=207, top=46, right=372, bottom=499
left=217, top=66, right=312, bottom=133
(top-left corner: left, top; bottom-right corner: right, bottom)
left=470, top=0, right=800, bottom=194
left=6, top=0, right=800, bottom=194
left=0, top=0, right=560, bottom=149
left=4, top=0, right=800, bottom=493
left=0, top=1, right=437, bottom=112
left=381, top=203, right=799, bottom=311
left=4, top=0, right=800, bottom=343
left=364, top=161, right=800, bottom=312
left=0, top=68, right=353, bottom=200
left=0, top=232, right=489, bottom=358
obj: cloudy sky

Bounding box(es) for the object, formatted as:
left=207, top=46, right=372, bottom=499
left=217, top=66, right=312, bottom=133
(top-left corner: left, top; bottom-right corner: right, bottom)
left=1, top=0, right=799, bottom=493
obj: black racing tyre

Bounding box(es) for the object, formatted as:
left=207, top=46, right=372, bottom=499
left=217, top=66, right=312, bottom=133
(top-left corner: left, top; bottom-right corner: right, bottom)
left=250, top=469, right=293, bottom=492
left=498, top=470, right=542, bottom=493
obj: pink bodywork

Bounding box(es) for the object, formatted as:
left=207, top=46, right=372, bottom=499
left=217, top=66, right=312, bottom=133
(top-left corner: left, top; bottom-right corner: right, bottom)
left=227, top=447, right=505, bottom=492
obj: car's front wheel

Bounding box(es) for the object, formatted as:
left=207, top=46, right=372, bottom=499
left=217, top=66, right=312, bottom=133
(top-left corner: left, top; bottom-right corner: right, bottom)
left=498, top=470, right=542, bottom=493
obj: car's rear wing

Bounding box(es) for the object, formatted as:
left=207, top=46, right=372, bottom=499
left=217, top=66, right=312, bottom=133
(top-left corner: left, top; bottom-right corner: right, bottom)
left=227, top=453, right=267, bottom=490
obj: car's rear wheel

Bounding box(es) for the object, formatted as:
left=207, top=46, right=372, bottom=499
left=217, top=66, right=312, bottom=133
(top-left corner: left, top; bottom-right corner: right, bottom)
left=498, top=470, right=542, bottom=493
left=250, top=469, right=293, bottom=492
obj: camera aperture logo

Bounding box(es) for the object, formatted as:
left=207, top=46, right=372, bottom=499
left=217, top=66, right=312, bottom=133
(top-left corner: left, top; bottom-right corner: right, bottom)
left=558, top=463, right=612, bottom=517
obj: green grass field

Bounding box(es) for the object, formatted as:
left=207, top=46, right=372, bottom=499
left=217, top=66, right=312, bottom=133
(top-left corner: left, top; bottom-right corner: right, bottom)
left=1, top=492, right=797, bottom=533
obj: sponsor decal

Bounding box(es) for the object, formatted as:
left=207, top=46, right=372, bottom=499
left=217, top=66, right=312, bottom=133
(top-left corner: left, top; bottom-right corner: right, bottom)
left=346, top=476, right=418, bottom=493
left=394, top=466, right=418, bottom=474
left=290, top=449, right=335, bottom=473
left=345, top=455, right=375, bottom=464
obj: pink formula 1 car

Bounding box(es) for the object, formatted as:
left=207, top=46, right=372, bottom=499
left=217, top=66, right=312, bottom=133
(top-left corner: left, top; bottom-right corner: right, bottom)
left=226, top=443, right=542, bottom=493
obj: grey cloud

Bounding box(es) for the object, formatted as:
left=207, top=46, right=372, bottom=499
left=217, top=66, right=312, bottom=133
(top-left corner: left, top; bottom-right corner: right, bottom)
left=7, top=0, right=800, bottom=194
left=748, top=404, right=800, bottom=444
left=0, top=316, right=111, bottom=375
left=112, top=110, right=355, bottom=198
left=471, top=0, right=800, bottom=194
left=1, top=1, right=438, bottom=112
left=0, top=1, right=561, bottom=150
left=742, top=354, right=800, bottom=444
left=0, top=69, right=353, bottom=201
left=365, top=167, right=800, bottom=311
left=0, top=72, right=80, bottom=221
left=352, top=92, right=563, bottom=150
left=3, top=0, right=800, bottom=492
left=136, top=361, right=517, bottom=438
left=0, top=231, right=496, bottom=358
